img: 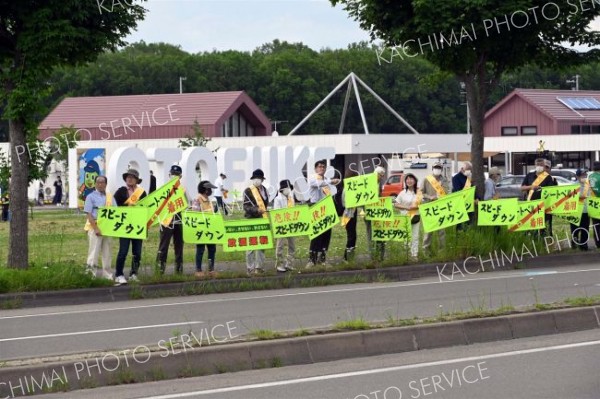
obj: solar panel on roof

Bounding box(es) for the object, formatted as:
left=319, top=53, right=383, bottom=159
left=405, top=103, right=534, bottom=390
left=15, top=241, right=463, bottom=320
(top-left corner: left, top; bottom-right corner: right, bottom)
left=557, top=97, right=600, bottom=110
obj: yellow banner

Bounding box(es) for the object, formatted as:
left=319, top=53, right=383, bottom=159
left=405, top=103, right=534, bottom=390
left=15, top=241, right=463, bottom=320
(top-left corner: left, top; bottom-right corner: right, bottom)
left=462, top=187, right=476, bottom=213
left=182, top=211, right=226, bottom=244
left=508, top=201, right=545, bottom=232
left=588, top=197, right=600, bottom=219
left=269, top=205, right=311, bottom=238
left=97, top=207, right=148, bottom=239
left=309, top=195, right=340, bottom=239
left=541, top=184, right=580, bottom=214
left=344, top=173, right=379, bottom=208
left=477, top=198, right=518, bottom=226
left=136, top=177, right=189, bottom=227
left=222, top=219, right=274, bottom=252
left=419, top=190, right=469, bottom=233
left=372, top=216, right=411, bottom=242
left=364, top=197, right=394, bottom=220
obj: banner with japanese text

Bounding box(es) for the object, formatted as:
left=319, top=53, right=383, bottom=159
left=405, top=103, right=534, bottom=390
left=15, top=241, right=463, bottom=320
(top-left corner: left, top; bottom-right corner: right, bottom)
left=182, top=211, right=226, bottom=244
left=419, top=190, right=469, bottom=233
left=587, top=197, right=600, bottom=219
left=343, top=173, right=379, bottom=208
left=508, top=201, right=545, bottom=232
left=136, top=177, right=188, bottom=227
left=222, top=219, right=274, bottom=252
left=541, top=185, right=580, bottom=215
left=309, top=195, right=339, bottom=239
left=364, top=197, right=394, bottom=221
left=97, top=207, right=148, bottom=239
left=268, top=205, right=311, bottom=238
left=462, top=187, right=476, bottom=213
left=477, top=198, right=518, bottom=226
left=371, top=216, right=411, bottom=242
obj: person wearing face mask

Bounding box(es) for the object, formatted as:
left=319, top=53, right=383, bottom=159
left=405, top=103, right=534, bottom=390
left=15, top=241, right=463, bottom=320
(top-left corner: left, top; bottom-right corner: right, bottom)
left=273, top=179, right=296, bottom=273
left=484, top=167, right=501, bottom=200
left=394, top=173, right=422, bottom=259
left=192, top=180, right=218, bottom=278
left=156, top=165, right=186, bottom=275
left=452, top=162, right=473, bottom=192
left=243, top=169, right=270, bottom=275
left=569, top=169, right=591, bottom=251
left=521, top=158, right=557, bottom=237
left=422, top=162, right=450, bottom=253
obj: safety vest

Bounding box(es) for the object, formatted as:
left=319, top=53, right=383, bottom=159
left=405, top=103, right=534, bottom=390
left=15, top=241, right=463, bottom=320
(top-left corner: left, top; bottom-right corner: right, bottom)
left=526, top=172, right=549, bottom=201
left=249, top=185, right=268, bottom=218
left=426, top=176, right=446, bottom=197
left=316, top=175, right=331, bottom=196
left=84, top=192, right=113, bottom=231
left=124, top=186, right=144, bottom=205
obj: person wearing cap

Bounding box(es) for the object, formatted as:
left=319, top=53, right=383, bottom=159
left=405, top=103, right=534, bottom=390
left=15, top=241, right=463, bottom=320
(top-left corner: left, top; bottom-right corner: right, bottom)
left=113, top=169, right=147, bottom=285
left=192, top=180, right=218, bottom=278
left=156, top=165, right=185, bottom=275
left=570, top=169, right=591, bottom=251
left=306, top=160, right=340, bottom=268
left=484, top=167, right=501, bottom=200
left=422, top=162, right=450, bottom=252
left=243, top=169, right=270, bottom=274
left=588, top=161, right=600, bottom=249
left=394, top=173, right=422, bottom=259
left=83, top=175, right=114, bottom=279
left=521, top=158, right=557, bottom=237
left=364, top=166, right=387, bottom=262
left=273, top=179, right=297, bottom=272
left=214, top=173, right=229, bottom=216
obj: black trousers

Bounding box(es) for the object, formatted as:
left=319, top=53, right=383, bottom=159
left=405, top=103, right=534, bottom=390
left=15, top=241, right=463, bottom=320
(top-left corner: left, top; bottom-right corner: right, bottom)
left=215, top=196, right=228, bottom=215
left=158, top=223, right=183, bottom=264
left=116, top=238, right=142, bottom=277
left=345, top=216, right=357, bottom=250
left=570, top=212, right=590, bottom=250
left=309, top=229, right=332, bottom=262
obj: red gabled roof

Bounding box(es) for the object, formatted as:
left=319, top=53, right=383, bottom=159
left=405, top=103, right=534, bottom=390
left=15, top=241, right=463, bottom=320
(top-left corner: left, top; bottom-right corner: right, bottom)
left=485, top=88, right=600, bottom=122
left=39, top=91, right=271, bottom=130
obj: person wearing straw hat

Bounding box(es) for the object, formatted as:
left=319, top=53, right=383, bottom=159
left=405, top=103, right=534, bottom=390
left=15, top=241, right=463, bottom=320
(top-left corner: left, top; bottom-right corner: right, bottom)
left=273, top=179, right=296, bottom=272
left=113, top=169, right=147, bottom=286
left=243, top=169, right=269, bottom=275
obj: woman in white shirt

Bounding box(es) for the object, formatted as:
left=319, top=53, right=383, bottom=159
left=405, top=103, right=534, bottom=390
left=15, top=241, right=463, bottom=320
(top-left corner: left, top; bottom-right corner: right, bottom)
left=394, top=173, right=421, bottom=259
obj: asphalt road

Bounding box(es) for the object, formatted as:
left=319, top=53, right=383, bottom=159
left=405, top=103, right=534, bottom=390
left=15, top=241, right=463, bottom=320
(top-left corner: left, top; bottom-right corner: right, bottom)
left=33, top=329, right=600, bottom=399
left=1, top=263, right=600, bottom=362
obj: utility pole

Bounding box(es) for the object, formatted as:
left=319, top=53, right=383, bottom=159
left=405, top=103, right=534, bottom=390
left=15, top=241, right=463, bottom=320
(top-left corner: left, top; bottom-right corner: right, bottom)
left=566, top=75, right=580, bottom=91
left=179, top=76, right=187, bottom=94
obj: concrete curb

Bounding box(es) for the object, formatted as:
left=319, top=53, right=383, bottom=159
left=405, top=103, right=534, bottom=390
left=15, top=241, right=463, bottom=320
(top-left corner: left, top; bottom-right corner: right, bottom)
left=1, top=251, right=598, bottom=309
left=0, top=305, right=598, bottom=397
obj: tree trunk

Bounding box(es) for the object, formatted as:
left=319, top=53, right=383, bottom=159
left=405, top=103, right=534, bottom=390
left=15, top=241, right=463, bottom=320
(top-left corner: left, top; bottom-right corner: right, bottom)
left=8, top=117, right=29, bottom=268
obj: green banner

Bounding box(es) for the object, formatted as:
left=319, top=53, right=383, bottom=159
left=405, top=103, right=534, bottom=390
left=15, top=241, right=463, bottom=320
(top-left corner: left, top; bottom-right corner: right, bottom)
left=182, top=211, right=226, bottom=244
left=477, top=198, right=518, bottom=226
left=555, top=208, right=583, bottom=225
left=508, top=200, right=545, bottom=232
left=136, top=177, right=189, bottom=227
left=587, top=197, right=600, bottom=219
left=365, top=197, right=394, bottom=220
left=541, top=184, right=580, bottom=215
left=462, top=187, right=476, bottom=213
left=372, top=216, right=411, bottom=242
left=222, top=219, right=274, bottom=252
left=97, top=207, right=148, bottom=239
left=419, top=190, right=469, bottom=233
left=309, top=195, right=340, bottom=239
left=344, top=173, right=379, bottom=208
left=269, top=205, right=311, bottom=238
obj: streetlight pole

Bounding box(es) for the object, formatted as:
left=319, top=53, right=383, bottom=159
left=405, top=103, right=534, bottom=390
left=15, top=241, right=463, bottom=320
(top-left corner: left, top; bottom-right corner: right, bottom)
left=179, top=76, right=187, bottom=94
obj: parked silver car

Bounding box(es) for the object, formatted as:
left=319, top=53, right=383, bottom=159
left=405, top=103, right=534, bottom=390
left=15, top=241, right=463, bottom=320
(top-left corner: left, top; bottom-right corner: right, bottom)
left=496, top=175, right=574, bottom=199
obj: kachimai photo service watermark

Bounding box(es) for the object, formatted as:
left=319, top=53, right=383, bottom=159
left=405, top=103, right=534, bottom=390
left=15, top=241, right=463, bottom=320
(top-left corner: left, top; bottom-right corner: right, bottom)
left=0, top=320, right=239, bottom=399
left=96, top=0, right=138, bottom=14
left=376, top=0, right=599, bottom=64
left=345, top=361, right=490, bottom=399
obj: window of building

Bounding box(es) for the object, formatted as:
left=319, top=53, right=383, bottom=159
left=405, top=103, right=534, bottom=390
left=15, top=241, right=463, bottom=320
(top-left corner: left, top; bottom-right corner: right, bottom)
left=501, top=126, right=518, bottom=136
left=592, top=125, right=600, bottom=134
left=521, top=126, right=537, bottom=135
left=221, top=111, right=255, bottom=137
left=571, top=125, right=581, bottom=134
left=581, top=125, right=591, bottom=134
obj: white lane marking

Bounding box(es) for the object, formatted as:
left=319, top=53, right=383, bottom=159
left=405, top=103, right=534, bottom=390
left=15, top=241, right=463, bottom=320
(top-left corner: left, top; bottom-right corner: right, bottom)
left=525, top=271, right=557, bottom=276
left=0, top=321, right=204, bottom=342
left=1, top=267, right=599, bottom=320
left=142, top=339, right=600, bottom=398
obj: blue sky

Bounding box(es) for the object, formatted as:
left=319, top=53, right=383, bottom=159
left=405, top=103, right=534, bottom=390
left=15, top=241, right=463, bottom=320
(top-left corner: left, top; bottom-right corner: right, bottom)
left=125, top=0, right=373, bottom=53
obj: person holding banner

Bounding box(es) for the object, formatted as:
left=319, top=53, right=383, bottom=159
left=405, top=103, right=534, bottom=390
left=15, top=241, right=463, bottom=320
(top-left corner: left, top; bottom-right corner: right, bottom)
left=521, top=158, right=557, bottom=237
left=156, top=165, right=185, bottom=275
left=570, top=169, right=591, bottom=251
left=341, top=168, right=359, bottom=262
left=83, top=175, right=113, bottom=279
left=364, top=166, right=387, bottom=262
left=192, top=180, right=219, bottom=278
left=452, top=162, right=474, bottom=230
left=588, top=162, right=600, bottom=249
left=422, top=162, right=450, bottom=252
left=113, top=169, right=147, bottom=285
left=394, top=173, right=422, bottom=259
left=273, top=179, right=296, bottom=272
left=307, top=160, right=340, bottom=268
left=243, top=169, right=270, bottom=275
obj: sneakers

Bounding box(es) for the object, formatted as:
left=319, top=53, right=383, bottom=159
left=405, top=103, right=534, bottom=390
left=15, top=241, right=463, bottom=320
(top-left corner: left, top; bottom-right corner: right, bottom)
left=284, top=264, right=295, bottom=271
left=276, top=265, right=287, bottom=273
left=114, top=275, right=128, bottom=286
left=305, top=261, right=315, bottom=269
left=128, top=274, right=138, bottom=282
left=85, top=265, right=96, bottom=277
left=101, top=270, right=113, bottom=280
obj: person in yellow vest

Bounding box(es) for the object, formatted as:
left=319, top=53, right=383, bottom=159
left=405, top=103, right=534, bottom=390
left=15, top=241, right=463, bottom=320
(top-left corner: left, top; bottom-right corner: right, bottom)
left=273, top=179, right=296, bottom=273
left=114, top=169, right=147, bottom=285
left=422, top=162, right=450, bottom=252
left=192, top=180, right=218, bottom=278
left=307, top=160, right=340, bottom=268
left=156, top=165, right=185, bottom=275
left=243, top=169, right=270, bottom=275
left=83, top=175, right=113, bottom=279
left=521, top=158, right=557, bottom=237
left=394, top=173, right=422, bottom=259
left=570, top=169, right=591, bottom=251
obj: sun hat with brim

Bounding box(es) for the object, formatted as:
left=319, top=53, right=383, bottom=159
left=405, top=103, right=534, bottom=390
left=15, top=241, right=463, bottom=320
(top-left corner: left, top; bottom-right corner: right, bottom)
left=250, top=169, right=265, bottom=180
left=279, top=179, right=293, bottom=191
left=432, top=162, right=443, bottom=169
left=122, top=169, right=142, bottom=184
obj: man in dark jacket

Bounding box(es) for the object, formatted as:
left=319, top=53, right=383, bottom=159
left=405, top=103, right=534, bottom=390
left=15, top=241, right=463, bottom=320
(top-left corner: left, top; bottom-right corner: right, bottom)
left=521, top=158, right=557, bottom=237
left=156, top=165, right=185, bottom=275
left=243, top=169, right=269, bottom=275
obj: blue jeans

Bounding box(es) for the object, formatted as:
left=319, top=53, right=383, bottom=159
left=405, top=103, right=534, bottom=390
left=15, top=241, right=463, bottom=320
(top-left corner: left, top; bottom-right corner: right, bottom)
left=116, top=238, right=142, bottom=277
left=195, top=244, right=216, bottom=271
